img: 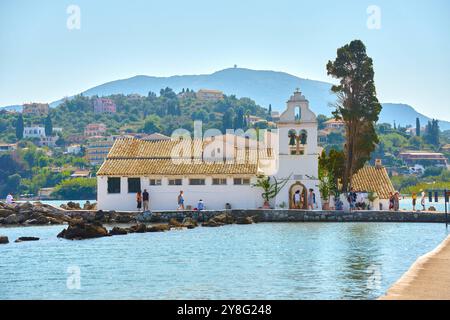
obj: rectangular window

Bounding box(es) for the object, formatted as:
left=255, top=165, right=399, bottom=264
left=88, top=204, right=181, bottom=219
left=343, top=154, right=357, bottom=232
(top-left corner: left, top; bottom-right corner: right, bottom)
left=212, top=178, right=227, bottom=185
left=189, top=178, right=206, bottom=185
left=128, top=178, right=141, bottom=193
left=168, top=179, right=182, bottom=186
left=234, top=178, right=250, bottom=185
left=149, top=179, right=162, bottom=186
left=107, top=177, right=121, bottom=194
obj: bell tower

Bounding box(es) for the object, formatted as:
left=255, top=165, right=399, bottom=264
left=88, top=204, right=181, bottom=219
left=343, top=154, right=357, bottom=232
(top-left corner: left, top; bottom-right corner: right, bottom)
left=277, top=89, right=318, bottom=156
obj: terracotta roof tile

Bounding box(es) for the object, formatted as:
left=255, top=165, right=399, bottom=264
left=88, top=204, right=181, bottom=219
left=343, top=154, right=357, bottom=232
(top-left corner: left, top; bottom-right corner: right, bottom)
left=97, top=138, right=273, bottom=176
left=351, top=166, right=395, bottom=199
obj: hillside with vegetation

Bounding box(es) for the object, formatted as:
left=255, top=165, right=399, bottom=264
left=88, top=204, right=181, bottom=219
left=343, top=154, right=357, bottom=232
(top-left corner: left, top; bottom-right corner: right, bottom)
left=0, top=88, right=273, bottom=199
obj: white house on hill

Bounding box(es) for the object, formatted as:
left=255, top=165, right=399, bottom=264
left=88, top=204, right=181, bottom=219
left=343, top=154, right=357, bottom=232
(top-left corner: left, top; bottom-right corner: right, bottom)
left=97, top=90, right=322, bottom=211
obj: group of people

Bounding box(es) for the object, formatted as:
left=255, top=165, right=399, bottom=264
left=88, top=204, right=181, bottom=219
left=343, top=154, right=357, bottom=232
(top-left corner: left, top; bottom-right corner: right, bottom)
left=135, top=190, right=205, bottom=212
left=411, top=191, right=427, bottom=211
left=388, top=191, right=400, bottom=211
left=293, top=188, right=317, bottom=209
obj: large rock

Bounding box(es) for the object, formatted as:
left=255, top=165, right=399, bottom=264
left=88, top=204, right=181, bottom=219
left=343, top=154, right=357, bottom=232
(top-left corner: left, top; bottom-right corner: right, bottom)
left=182, top=217, right=198, bottom=229
left=169, top=218, right=183, bottom=228
left=0, top=236, right=9, bottom=244
left=127, top=224, right=147, bottom=233
left=235, top=216, right=254, bottom=225
left=147, top=224, right=170, bottom=232
left=109, top=227, right=128, bottom=236
left=57, top=221, right=108, bottom=240
left=24, top=215, right=50, bottom=225
left=116, top=215, right=135, bottom=223
left=83, top=201, right=97, bottom=210
left=15, top=237, right=39, bottom=243
left=0, top=208, right=15, bottom=218
left=211, top=213, right=235, bottom=224
left=4, top=213, right=26, bottom=225
left=202, top=213, right=234, bottom=227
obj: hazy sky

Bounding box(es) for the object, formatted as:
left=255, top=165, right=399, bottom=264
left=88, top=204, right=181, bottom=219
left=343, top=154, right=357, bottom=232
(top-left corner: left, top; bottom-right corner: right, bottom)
left=1, top=0, right=449, bottom=120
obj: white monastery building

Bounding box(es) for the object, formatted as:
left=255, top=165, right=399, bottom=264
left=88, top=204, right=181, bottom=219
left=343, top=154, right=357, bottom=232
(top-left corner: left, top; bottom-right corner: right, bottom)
left=96, top=90, right=324, bottom=211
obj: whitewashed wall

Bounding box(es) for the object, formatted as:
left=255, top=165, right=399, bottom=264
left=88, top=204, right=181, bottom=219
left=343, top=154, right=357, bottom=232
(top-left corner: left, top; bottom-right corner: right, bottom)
left=97, top=176, right=264, bottom=211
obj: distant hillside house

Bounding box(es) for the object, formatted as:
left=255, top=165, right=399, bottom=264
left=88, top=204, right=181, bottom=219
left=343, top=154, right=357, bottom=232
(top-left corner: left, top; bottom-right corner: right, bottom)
left=23, top=126, right=46, bottom=138
left=39, top=136, right=58, bottom=147
left=93, top=98, right=116, bottom=114
left=22, top=103, right=49, bottom=116
left=196, top=89, right=224, bottom=101
left=86, top=137, right=114, bottom=165
left=84, top=123, right=107, bottom=137
left=66, top=144, right=82, bottom=155
left=399, top=151, right=448, bottom=167
left=441, top=144, right=450, bottom=153
left=324, top=119, right=345, bottom=130
left=0, top=143, right=17, bottom=152
left=247, top=115, right=264, bottom=126
left=96, top=90, right=323, bottom=211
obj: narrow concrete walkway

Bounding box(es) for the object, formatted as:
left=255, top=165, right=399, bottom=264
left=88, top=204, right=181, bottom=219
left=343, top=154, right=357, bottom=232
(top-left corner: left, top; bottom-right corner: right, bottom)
left=380, top=235, right=450, bottom=300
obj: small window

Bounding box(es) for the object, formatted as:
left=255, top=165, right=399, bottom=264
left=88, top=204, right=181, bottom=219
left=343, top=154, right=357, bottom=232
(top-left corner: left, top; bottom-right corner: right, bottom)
left=107, top=177, right=121, bottom=194
left=128, top=178, right=141, bottom=193
left=234, top=178, right=250, bottom=185
left=189, top=178, right=205, bottom=185
left=168, top=179, right=182, bottom=186
left=212, top=178, right=227, bottom=185
left=149, top=179, right=162, bottom=186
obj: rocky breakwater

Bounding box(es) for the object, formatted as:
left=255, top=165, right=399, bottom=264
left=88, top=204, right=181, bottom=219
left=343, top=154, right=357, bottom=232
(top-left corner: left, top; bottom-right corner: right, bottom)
left=57, top=217, right=201, bottom=240
left=202, top=213, right=256, bottom=227
left=0, top=201, right=70, bottom=226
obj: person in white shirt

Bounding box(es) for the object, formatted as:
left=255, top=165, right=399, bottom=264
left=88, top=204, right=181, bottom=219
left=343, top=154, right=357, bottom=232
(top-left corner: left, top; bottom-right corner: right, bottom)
left=6, top=193, right=14, bottom=204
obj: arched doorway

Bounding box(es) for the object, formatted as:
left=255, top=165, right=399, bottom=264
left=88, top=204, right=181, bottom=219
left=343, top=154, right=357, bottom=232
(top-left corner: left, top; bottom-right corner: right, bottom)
left=289, top=182, right=308, bottom=209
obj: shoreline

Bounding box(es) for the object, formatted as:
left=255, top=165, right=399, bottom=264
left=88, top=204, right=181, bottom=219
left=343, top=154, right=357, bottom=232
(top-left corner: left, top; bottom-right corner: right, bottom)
left=380, top=234, right=450, bottom=300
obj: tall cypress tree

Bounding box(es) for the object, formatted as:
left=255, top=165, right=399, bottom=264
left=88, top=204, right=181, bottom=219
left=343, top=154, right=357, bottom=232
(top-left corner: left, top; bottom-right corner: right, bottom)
left=326, top=40, right=382, bottom=192
left=45, top=114, right=53, bottom=136
left=415, top=118, right=421, bottom=136
left=16, top=114, right=24, bottom=140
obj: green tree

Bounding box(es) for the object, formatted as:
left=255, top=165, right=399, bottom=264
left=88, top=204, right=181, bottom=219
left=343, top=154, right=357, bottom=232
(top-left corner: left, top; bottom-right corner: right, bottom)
left=424, top=119, right=440, bottom=146
left=222, top=109, right=234, bottom=132
left=416, top=117, right=421, bottom=137
left=326, top=40, right=382, bottom=192
left=16, top=114, right=24, bottom=140
left=45, top=114, right=53, bottom=136
left=51, top=177, right=97, bottom=200
left=317, top=114, right=328, bottom=130
left=142, top=115, right=162, bottom=134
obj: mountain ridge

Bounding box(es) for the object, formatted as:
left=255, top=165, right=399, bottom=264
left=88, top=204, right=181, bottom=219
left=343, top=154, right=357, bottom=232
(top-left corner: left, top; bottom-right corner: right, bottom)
left=3, top=68, right=449, bottom=130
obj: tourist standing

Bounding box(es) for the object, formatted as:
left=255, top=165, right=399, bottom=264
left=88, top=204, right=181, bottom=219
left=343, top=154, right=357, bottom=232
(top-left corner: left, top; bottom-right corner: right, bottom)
left=388, top=192, right=394, bottom=211
left=142, top=189, right=149, bottom=212
left=307, top=189, right=314, bottom=210
left=393, top=192, right=400, bottom=211
left=6, top=193, right=13, bottom=205
left=136, top=191, right=142, bottom=212
left=177, top=191, right=185, bottom=210
left=421, top=191, right=426, bottom=211
left=348, top=188, right=357, bottom=211
left=412, top=192, right=417, bottom=211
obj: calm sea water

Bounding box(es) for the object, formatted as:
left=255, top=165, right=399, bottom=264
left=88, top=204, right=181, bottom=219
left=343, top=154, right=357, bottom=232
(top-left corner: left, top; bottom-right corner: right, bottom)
left=0, top=223, right=447, bottom=300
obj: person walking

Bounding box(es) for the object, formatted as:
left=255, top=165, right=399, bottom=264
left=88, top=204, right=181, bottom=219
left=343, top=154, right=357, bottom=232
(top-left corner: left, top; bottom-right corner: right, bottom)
left=177, top=191, right=185, bottom=210
left=142, top=189, right=149, bottom=212
left=421, top=191, right=426, bottom=211
left=412, top=192, right=417, bottom=211
left=136, top=191, right=142, bottom=212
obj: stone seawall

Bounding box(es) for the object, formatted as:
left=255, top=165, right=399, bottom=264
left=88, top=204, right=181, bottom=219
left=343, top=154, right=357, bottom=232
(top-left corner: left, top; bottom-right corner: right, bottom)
left=65, top=209, right=449, bottom=224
